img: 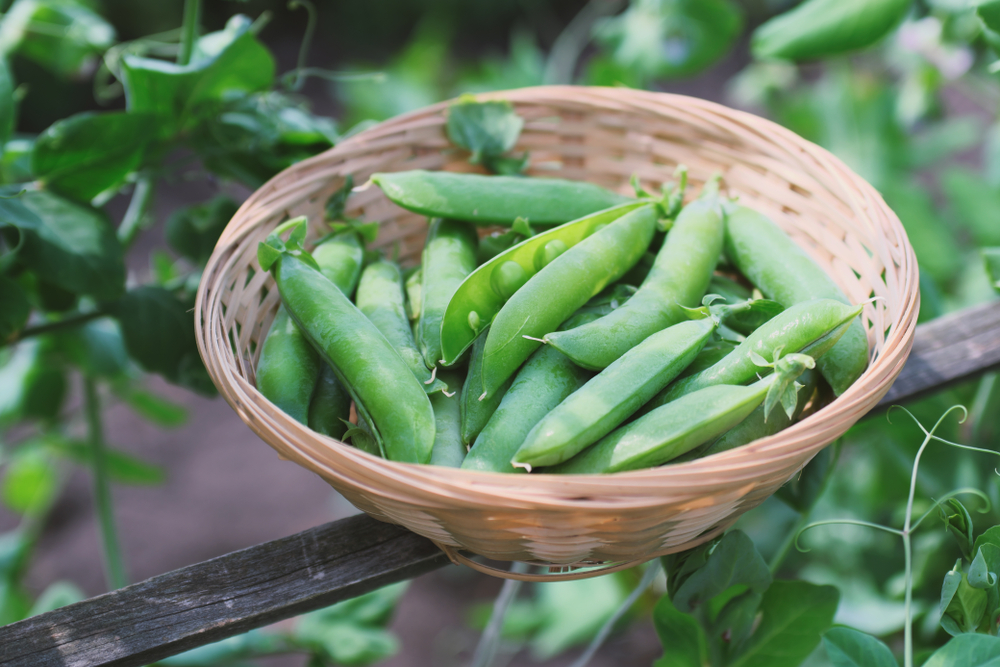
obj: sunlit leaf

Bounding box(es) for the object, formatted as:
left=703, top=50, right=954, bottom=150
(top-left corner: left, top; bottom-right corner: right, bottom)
left=1, top=447, right=57, bottom=514
left=923, top=633, right=1000, bottom=666
left=28, top=580, right=84, bottom=616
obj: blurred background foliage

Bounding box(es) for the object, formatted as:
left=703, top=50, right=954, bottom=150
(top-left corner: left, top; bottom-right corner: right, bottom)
left=1, top=0, right=1000, bottom=665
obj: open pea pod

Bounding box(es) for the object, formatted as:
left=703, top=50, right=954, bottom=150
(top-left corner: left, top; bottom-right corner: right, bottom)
left=438, top=201, right=647, bottom=365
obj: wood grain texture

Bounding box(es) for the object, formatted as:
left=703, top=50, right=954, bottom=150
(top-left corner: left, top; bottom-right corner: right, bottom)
left=0, top=514, right=449, bottom=667
left=876, top=299, right=1000, bottom=408
left=2, top=300, right=999, bottom=666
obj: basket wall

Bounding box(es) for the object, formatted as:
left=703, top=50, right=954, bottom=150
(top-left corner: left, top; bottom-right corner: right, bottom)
left=196, top=86, right=919, bottom=570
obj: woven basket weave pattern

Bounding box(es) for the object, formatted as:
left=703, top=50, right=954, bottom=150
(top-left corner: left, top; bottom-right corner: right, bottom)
left=196, top=87, right=918, bottom=576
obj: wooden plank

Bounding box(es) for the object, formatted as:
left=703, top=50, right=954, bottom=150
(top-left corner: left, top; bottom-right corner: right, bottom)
left=876, top=299, right=1000, bottom=408
left=2, top=300, right=999, bottom=667
left=0, top=514, right=449, bottom=667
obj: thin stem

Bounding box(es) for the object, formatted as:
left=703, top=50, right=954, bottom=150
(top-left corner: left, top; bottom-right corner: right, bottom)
left=903, top=530, right=913, bottom=667
left=543, top=0, right=626, bottom=85
left=6, top=310, right=104, bottom=347
left=470, top=562, right=530, bottom=667
left=769, top=510, right=813, bottom=574
left=287, top=0, right=316, bottom=92
left=84, top=378, right=128, bottom=591
left=177, top=0, right=200, bottom=66
left=117, top=175, right=154, bottom=249
left=568, top=561, right=661, bottom=667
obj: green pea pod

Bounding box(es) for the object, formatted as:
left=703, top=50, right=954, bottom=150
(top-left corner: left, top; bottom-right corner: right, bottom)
left=308, top=363, right=352, bottom=440
left=724, top=205, right=868, bottom=394
left=256, top=307, right=320, bottom=425
left=544, top=191, right=723, bottom=370
left=430, top=372, right=465, bottom=468
left=417, top=218, right=478, bottom=368
left=371, top=170, right=631, bottom=226
left=751, top=0, right=910, bottom=62
left=513, top=318, right=716, bottom=469
left=551, top=354, right=814, bottom=474
left=462, top=314, right=597, bottom=474
left=679, top=339, right=738, bottom=379
left=257, top=230, right=364, bottom=426
left=405, top=267, right=422, bottom=321
left=258, top=219, right=435, bottom=464
left=696, top=369, right=819, bottom=459
left=356, top=260, right=447, bottom=393
left=708, top=274, right=752, bottom=304
left=645, top=298, right=861, bottom=413
left=312, top=230, right=364, bottom=298
left=716, top=298, right=785, bottom=337
left=440, top=200, right=647, bottom=365
left=460, top=326, right=513, bottom=445
left=481, top=204, right=658, bottom=397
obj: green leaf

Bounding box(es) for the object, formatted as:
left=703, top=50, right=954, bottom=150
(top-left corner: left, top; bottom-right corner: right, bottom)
left=941, top=167, right=1000, bottom=247
left=160, top=630, right=284, bottom=666
left=295, top=583, right=406, bottom=666
left=751, top=0, right=910, bottom=61
left=672, top=530, right=772, bottom=613
left=823, top=627, right=897, bottom=667
left=0, top=275, right=29, bottom=342
left=325, top=175, right=354, bottom=222
left=45, top=437, right=165, bottom=486
left=166, top=197, right=239, bottom=265
left=776, top=446, right=834, bottom=512
left=923, top=634, right=1000, bottom=667
left=1, top=447, right=57, bottom=514
left=0, top=0, right=114, bottom=77
left=978, top=1, right=1000, bottom=54
left=0, top=338, right=66, bottom=425
left=32, top=111, right=155, bottom=203
left=446, top=96, right=524, bottom=169
left=57, top=316, right=128, bottom=379
left=596, top=0, right=743, bottom=80
left=729, top=581, right=839, bottom=667
left=120, top=16, right=275, bottom=139
left=28, top=580, right=83, bottom=616
left=112, top=287, right=208, bottom=392
left=0, top=189, right=125, bottom=299
left=652, top=594, right=708, bottom=667
left=970, top=547, right=998, bottom=590
left=529, top=574, right=628, bottom=660
left=940, top=498, right=975, bottom=561
left=0, top=137, right=33, bottom=184
left=0, top=59, right=14, bottom=149
left=984, top=248, right=1000, bottom=293
left=117, top=387, right=187, bottom=428
left=943, top=570, right=988, bottom=635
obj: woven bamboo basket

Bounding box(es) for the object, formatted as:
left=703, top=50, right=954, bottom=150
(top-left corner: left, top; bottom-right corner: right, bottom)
left=195, top=86, right=919, bottom=581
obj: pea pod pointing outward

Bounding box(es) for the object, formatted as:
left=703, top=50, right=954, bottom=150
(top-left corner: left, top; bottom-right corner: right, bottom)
left=513, top=317, right=717, bottom=470
left=545, top=185, right=724, bottom=370
left=550, top=353, right=815, bottom=474
left=644, top=298, right=861, bottom=414
left=371, top=170, right=631, bottom=226
left=355, top=260, right=447, bottom=393
left=416, top=218, right=478, bottom=368
left=481, top=203, right=659, bottom=398
left=723, top=205, right=869, bottom=394
left=439, top=200, right=647, bottom=365
left=258, top=218, right=435, bottom=464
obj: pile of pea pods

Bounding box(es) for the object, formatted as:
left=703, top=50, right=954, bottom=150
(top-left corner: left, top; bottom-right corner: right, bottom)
left=256, top=168, right=867, bottom=474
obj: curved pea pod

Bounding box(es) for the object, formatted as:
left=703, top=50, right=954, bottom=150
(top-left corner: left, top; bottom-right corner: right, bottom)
left=258, top=219, right=435, bottom=464
left=371, top=170, right=631, bottom=226
left=256, top=229, right=364, bottom=426
left=356, top=260, right=447, bottom=394
left=440, top=200, right=647, bottom=365
left=312, top=230, right=364, bottom=298
left=462, top=315, right=596, bottom=474
left=724, top=205, right=868, bottom=394
left=544, top=192, right=723, bottom=370
left=460, top=326, right=512, bottom=445
left=308, top=364, right=352, bottom=440
left=752, top=0, right=910, bottom=62
left=482, top=204, right=658, bottom=397
left=513, top=317, right=716, bottom=469
left=416, top=219, right=478, bottom=368
left=430, top=372, right=465, bottom=468
left=697, top=369, right=819, bottom=459
left=551, top=354, right=814, bottom=474
left=645, top=298, right=861, bottom=413
left=256, top=307, right=320, bottom=425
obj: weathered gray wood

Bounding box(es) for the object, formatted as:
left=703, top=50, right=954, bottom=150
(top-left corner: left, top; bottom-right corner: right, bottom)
left=2, top=300, right=999, bottom=667
left=0, top=514, right=449, bottom=667
left=876, top=299, right=1000, bottom=407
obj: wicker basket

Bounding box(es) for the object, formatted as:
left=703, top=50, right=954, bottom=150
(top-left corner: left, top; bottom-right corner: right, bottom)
left=195, top=86, right=918, bottom=581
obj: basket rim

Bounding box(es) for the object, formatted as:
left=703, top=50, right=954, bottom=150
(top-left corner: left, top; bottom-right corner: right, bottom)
left=196, top=85, right=919, bottom=490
